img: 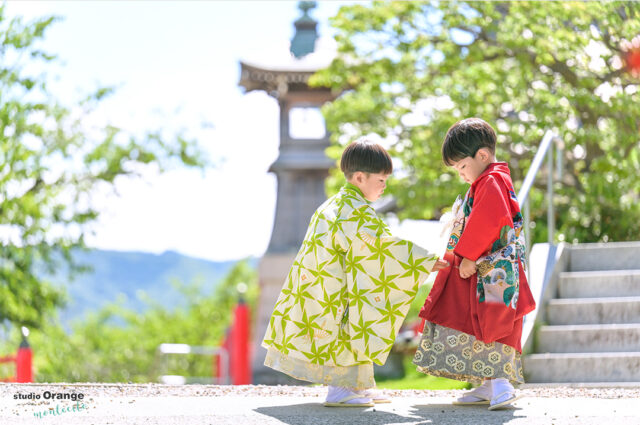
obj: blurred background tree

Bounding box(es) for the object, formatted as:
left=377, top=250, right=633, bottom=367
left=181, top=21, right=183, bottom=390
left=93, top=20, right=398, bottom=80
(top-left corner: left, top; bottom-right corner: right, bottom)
left=313, top=1, right=640, bottom=245
left=0, top=7, right=207, bottom=329
left=12, top=260, right=257, bottom=383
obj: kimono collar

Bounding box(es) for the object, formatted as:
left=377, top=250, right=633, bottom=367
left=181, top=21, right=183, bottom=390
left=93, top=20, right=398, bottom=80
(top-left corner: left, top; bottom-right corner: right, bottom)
left=343, top=182, right=369, bottom=203
left=471, top=162, right=510, bottom=190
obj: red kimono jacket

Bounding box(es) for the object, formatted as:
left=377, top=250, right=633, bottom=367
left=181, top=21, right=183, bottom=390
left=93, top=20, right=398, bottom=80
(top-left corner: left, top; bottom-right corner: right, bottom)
left=419, top=162, right=535, bottom=352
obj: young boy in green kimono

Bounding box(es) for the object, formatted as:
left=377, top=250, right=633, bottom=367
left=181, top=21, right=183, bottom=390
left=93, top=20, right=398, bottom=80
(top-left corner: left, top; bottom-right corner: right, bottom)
left=262, top=138, right=448, bottom=406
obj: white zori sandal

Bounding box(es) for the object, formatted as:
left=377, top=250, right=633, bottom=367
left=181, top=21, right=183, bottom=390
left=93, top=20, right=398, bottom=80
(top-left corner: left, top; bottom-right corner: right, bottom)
left=487, top=378, right=521, bottom=411
left=488, top=390, right=522, bottom=411
left=323, top=386, right=374, bottom=407
left=453, top=382, right=491, bottom=405
left=360, top=388, right=391, bottom=404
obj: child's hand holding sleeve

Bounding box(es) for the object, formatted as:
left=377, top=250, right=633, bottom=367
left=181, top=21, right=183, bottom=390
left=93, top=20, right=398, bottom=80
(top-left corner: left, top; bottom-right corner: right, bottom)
left=458, top=257, right=477, bottom=279
left=431, top=259, right=450, bottom=272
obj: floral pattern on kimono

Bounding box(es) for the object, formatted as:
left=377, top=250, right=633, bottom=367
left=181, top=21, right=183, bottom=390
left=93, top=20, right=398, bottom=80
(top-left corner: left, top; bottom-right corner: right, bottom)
left=457, top=176, right=526, bottom=311
left=475, top=213, right=526, bottom=308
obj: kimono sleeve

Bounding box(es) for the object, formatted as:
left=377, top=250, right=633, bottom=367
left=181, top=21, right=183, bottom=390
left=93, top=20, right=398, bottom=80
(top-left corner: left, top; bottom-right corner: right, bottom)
left=454, top=175, right=513, bottom=261
left=344, top=204, right=439, bottom=365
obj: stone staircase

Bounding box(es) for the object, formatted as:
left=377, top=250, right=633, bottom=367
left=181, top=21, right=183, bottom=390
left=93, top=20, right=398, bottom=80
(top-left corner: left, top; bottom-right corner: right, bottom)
left=523, top=242, right=640, bottom=384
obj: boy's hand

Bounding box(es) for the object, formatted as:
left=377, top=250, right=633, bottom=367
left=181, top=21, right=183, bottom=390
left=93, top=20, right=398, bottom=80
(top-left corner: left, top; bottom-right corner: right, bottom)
left=430, top=259, right=450, bottom=272
left=459, top=257, right=477, bottom=279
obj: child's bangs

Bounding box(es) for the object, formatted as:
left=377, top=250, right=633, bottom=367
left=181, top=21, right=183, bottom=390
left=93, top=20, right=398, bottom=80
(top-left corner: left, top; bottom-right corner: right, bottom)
left=442, top=136, right=475, bottom=166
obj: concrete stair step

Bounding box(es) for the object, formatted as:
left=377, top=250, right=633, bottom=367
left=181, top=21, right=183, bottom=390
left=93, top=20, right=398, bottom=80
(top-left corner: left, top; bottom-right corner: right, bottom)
left=522, top=382, right=640, bottom=388
left=558, top=270, right=640, bottom=298
left=523, top=352, right=640, bottom=383
left=537, top=324, right=640, bottom=353
left=568, top=242, right=640, bottom=272
left=547, top=296, right=640, bottom=325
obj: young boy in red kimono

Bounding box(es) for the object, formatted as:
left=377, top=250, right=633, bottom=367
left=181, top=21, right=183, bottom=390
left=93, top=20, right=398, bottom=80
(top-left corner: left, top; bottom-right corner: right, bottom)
left=413, top=118, right=536, bottom=410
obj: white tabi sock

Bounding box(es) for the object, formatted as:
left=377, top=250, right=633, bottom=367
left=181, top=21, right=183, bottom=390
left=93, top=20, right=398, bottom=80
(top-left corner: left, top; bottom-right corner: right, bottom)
left=457, top=380, right=492, bottom=402
left=325, top=386, right=372, bottom=404
left=490, top=378, right=515, bottom=403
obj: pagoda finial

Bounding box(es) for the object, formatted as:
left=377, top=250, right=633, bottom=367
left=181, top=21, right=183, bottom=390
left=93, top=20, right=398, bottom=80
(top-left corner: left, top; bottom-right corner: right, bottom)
left=299, top=1, right=316, bottom=15
left=290, top=1, right=318, bottom=59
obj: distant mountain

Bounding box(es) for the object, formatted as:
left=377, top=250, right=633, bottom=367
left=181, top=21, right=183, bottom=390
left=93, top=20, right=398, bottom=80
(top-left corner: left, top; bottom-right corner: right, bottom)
left=44, top=249, right=258, bottom=324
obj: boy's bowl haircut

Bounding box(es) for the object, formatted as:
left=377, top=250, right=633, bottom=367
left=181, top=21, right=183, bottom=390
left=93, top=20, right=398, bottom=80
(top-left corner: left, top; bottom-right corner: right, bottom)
left=341, top=138, right=393, bottom=178
left=442, top=118, right=496, bottom=166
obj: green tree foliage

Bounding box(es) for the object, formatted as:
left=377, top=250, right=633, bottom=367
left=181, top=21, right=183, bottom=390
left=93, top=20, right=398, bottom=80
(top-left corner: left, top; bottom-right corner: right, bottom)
left=13, top=260, right=257, bottom=383
left=313, top=1, right=640, bottom=244
left=0, top=8, right=207, bottom=327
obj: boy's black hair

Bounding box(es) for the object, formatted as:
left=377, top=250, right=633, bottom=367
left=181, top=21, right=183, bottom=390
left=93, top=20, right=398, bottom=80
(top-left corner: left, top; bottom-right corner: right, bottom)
left=442, top=118, right=497, bottom=166
left=340, top=138, right=393, bottom=179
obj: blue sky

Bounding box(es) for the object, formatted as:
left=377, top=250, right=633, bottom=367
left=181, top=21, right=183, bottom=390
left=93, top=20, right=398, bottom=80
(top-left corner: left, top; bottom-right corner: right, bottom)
left=5, top=1, right=356, bottom=261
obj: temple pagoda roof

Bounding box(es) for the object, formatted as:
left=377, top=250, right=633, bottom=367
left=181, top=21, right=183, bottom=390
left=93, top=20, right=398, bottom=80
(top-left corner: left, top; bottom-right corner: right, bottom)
left=238, top=1, right=335, bottom=96
left=238, top=39, right=335, bottom=95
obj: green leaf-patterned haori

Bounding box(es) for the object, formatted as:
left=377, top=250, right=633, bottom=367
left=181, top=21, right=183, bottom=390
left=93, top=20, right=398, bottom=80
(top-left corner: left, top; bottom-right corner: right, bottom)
left=263, top=183, right=438, bottom=389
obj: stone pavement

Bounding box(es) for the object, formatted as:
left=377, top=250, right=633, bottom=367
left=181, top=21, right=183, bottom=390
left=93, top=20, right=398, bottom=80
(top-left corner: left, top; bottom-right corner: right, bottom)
left=0, top=384, right=638, bottom=425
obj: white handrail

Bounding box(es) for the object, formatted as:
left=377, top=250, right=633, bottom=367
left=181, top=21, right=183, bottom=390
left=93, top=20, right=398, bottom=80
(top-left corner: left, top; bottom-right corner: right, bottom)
left=517, top=130, right=560, bottom=276
left=517, top=130, right=555, bottom=205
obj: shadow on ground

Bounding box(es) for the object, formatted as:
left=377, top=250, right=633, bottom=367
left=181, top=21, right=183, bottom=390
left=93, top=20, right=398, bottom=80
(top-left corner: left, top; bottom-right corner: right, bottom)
left=255, top=403, right=518, bottom=425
